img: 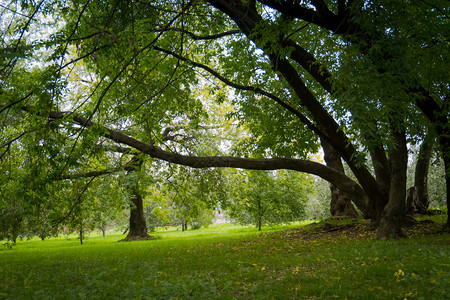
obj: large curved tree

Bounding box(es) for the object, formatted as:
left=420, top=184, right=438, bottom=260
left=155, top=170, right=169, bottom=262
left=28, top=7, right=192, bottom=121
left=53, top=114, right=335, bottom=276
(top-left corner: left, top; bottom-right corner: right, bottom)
left=1, top=0, right=448, bottom=238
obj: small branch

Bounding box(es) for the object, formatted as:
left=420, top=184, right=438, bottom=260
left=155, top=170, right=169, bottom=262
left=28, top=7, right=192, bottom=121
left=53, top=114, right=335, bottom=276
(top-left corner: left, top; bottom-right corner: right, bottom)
left=0, top=91, right=34, bottom=114
left=56, top=45, right=108, bottom=72
left=51, top=176, right=95, bottom=228
left=153, top=46, right=322, bottom=136
left=58, top=168, right=122, bottom=180
left=154, top=28, right=241, bottom=40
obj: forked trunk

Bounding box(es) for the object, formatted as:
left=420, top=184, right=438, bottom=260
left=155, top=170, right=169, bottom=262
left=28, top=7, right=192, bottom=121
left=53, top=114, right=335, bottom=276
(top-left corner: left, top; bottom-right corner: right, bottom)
left=377, top=130, right=408, bottom=239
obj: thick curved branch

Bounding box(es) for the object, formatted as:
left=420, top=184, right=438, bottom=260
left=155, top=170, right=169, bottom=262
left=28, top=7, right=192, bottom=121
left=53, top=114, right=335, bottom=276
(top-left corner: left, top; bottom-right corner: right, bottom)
left=207, top=0, right=383, bottom=209
left=287, top=41, right=333, bottom=94
left=256, top=0, right=352, bottom=34
left=32, top=106, right=369, bottom=214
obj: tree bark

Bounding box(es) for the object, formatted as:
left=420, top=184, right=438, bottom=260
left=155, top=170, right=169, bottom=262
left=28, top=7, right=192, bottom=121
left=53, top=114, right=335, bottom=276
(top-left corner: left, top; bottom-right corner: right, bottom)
left=406, top=187, right=418, bottom=215
left=410, top=136, right=433, bottom=214
left=368, top=142, right=391, bottom=221
left=127, top=188, right=150, bottom=239
left=377, top=130, right=408, bottom=239
left=101, top=223, right=106, bottom=237
left=79, top=224, right=83, bottom=245
left=125, top=156, right=151, bottom=240
left=321, top=138, right=360, bottom=218
left=444, top=156, right=450, bottom=232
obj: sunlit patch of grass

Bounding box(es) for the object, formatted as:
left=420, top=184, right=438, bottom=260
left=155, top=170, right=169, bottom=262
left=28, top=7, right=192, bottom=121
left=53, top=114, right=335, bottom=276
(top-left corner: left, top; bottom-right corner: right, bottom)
left=0, top=218, right=448, bottom=299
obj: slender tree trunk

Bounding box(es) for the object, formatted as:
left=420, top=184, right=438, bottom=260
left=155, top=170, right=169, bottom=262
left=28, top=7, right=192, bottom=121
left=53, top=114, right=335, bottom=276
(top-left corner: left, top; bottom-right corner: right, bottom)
left=101, top=224, right=106, bottom=237
left=258, top=219, right=262, bottom=231
left=79, top=223, right=83, bottom=245
left=321, top=138, right=360, bottom=218
left=122, top=227, right=129, bottom=235
left=377, top=130, right=408, bottom=239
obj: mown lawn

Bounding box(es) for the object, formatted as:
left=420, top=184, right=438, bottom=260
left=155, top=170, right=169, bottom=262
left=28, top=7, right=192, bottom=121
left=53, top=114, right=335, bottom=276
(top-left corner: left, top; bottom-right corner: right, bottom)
left=0, top=218, right=449, bottom=299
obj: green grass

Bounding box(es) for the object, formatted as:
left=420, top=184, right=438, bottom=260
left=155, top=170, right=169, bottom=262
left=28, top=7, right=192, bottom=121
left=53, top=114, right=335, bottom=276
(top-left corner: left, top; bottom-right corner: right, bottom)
left=1, top=221, right=449, bottom=299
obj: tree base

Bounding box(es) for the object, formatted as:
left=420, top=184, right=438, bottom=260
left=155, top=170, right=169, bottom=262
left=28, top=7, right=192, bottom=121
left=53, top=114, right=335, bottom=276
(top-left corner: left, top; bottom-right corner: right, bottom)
left=376, top=215, right=413, bottom=239
left=119, top=233, right=152, bottom=242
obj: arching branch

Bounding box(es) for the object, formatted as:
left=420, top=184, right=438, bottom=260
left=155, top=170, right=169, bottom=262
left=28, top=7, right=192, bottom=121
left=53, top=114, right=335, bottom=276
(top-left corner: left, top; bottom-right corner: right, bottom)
left=26, top=105, right=369, bottom=215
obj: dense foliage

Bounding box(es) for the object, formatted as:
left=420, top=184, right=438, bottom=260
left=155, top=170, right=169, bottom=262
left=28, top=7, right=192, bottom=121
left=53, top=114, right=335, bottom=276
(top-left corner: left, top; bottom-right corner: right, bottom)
left=1, top=0, right=449, bottom=241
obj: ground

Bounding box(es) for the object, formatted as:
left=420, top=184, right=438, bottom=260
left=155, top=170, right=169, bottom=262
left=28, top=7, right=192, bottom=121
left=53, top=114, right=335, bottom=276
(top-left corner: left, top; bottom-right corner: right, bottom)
left=1, top=215, right=448, bottom=299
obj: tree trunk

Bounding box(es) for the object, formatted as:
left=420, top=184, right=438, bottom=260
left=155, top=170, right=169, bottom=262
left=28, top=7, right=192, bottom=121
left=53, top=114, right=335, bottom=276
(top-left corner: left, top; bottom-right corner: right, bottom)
left=79, top=224, right=83, bottom=245
left=411, top=87, right=449, bottom=230
left=124, top=156, right=151, bottom=240
left=257, top=219, right=262, bottom=231
left=406, top=187, right=418, bottom=215
left=127, top=188, right=150, bottom=240
left=414, top=136, right=432, bottom=213
left=407, top=136, right=433, bottom=214
left=377, top=130, right=408, bottom=239
left=444, top=155, right=450, bottom=232
left=329, top=186, right=360, bottom=218
left=101, top=224, right=106, bottom=237
left=368, top=143, right=391, bottom=223
left=321, top=138, right=360, bottom=219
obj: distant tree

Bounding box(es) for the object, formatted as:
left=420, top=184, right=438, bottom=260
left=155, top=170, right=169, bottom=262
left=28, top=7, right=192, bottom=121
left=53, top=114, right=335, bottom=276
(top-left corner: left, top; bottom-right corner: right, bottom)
left=226, top=170, right=308, bottom=231
left=157, top=165, right=222, bottom=231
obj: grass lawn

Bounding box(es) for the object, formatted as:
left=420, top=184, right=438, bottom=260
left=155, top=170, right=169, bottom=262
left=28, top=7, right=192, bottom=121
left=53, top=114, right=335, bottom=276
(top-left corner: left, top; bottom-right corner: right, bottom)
left=0, top=217, right=449, bottom=299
